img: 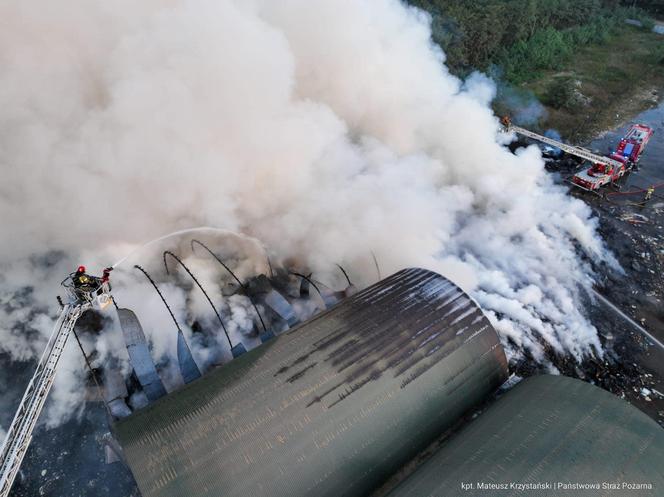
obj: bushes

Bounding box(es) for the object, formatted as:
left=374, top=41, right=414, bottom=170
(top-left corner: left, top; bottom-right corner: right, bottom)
left=498, top=28, right=575, bottom=83
left=621, top=5, right=657, bottom=30
left=653, top=44, right=664, bottom=65
left=409, top=0, right=651, bottom=83
left=544, top=76, right=579, bottom=109
left=411, top=0, right=610, bottom=74
left=496, top=11, right=629, bottom=83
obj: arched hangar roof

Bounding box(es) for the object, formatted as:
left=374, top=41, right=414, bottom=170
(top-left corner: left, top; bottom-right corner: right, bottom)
left=115, top=268, right=508, bottom=497
left=387, top=374, right=664, bottom=497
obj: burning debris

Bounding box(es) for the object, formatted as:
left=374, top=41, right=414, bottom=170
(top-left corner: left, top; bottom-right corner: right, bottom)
left=511, top=326, right=662, bottom=424
left=78, top=234, right=359, bottom=422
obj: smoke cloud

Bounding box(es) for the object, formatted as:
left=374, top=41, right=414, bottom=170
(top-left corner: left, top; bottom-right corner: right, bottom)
left=0, top=0, right=610, bottom=427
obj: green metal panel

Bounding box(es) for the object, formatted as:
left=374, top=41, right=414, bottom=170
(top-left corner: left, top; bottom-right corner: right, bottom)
left=114, top=268, right=508, bottom=497
left=388, top=374, right=664, bottom=497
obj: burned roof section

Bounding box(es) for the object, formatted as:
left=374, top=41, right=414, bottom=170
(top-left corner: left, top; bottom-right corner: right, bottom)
left=115, top=268, right=508, bottom=497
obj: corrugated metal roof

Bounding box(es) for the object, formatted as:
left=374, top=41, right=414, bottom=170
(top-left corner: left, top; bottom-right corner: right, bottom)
left=115, top=268, right=507, bottom=497
left=387, top=374, right=664, bottom=497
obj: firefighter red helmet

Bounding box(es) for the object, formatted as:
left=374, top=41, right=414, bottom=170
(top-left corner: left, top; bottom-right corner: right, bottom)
left=77, top=265, right=86, bottom=273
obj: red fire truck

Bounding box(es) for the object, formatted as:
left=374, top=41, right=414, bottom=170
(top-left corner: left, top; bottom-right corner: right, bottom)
left=608, top=124, right=654, bottom=167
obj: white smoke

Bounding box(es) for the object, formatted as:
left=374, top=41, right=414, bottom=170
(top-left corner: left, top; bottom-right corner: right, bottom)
left=0, top=0, right=611, bottom=427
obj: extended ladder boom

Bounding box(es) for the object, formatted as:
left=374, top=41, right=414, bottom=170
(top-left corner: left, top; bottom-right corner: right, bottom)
left=0, top=304, right=82, bottom=497
left=507, top=123, right=623, bottom=169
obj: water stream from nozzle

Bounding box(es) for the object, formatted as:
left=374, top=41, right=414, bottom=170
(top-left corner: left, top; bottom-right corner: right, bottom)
left=110, top=227, right=234, bottom=269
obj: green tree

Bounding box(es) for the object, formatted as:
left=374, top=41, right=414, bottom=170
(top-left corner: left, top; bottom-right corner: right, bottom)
left=406, top=0, right=645, bottom=81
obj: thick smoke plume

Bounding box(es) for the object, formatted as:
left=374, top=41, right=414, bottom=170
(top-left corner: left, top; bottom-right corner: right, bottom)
left=0, top=0, right=610, bottom=429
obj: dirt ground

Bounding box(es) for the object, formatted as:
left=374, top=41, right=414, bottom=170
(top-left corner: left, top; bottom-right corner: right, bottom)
left=586, top=104, right=664, bottom=344
left=585, top=104, right=664, bottom=426
left=521, top=102, right=664, bottom=427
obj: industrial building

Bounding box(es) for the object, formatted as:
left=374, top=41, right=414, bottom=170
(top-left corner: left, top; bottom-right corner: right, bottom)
left=115, top=268, right=509, bottom=497
left=114, top=268, right=664, bottom=497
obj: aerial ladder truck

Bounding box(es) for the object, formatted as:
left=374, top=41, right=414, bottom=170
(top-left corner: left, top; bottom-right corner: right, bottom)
left=0, top=269, right=113, bottom=497
left=501, top=116, right=627, bottom=192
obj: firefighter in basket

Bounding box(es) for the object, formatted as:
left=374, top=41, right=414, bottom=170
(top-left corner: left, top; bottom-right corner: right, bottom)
left=68, top=265, right=113, bottom=306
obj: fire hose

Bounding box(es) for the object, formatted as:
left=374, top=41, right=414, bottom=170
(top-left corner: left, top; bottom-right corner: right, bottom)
left=603, top=182, right=664, bottom=207
left=605, top=182, right=664, bottom=196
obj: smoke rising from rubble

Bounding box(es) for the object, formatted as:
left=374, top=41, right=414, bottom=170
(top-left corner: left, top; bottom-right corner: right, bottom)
left=0, top=0, right=612, bottom=428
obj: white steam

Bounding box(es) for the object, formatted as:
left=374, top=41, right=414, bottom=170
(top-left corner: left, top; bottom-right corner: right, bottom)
left=0, top=0, right=609, bottom=427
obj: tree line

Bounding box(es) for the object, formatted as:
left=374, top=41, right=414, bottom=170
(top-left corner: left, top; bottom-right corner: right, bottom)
left=408, top=0, right=656, bottom=83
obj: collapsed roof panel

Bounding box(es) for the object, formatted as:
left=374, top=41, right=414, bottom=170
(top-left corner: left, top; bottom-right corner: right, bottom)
left=117, top=308, right=167, bottom=402
left=177, top=330, right=201, bottom=384
left=263, top=289, right=298, bottom=327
